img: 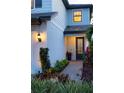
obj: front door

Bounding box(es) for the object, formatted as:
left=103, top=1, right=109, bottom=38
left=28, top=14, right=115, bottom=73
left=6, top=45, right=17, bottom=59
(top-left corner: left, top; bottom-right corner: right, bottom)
left=76, top=37, right=84, bottom=60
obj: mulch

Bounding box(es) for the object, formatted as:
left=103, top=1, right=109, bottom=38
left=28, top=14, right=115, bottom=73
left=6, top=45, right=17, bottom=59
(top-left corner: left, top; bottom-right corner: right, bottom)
left=81, top=63, right=93, bottom=81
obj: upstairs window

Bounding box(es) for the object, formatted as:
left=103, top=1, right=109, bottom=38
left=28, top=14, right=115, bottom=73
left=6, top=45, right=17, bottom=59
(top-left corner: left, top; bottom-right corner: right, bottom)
left=35, top=0, right=42, bottom=8
left=73, top=10, right=82, bottom=22
left=31, top=0, right=42, bottom=9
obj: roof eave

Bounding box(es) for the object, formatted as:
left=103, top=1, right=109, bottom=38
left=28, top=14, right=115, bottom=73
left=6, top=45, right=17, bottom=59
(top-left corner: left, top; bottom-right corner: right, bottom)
left=62, top=0, right=93, bottom=9
left=64, top=31, right=87, bottom=34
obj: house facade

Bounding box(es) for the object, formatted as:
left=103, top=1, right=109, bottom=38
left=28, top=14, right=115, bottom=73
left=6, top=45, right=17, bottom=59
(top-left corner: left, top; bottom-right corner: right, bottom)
left=31, top=0, right=93, bottom=74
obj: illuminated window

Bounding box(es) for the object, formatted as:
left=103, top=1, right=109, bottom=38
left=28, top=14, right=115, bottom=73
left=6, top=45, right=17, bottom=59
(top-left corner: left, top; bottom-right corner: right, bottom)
left=31, top=0, right=42, bottom=9
left=73, top=10, right=82, bottom=22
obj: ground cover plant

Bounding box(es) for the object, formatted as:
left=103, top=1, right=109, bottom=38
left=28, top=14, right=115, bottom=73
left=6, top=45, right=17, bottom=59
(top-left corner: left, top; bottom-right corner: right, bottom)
left=31, top=79, right=93, bottom=93
left=32, top=59, right=69, bottom=81
left=54, top=59, right=68, bottom=72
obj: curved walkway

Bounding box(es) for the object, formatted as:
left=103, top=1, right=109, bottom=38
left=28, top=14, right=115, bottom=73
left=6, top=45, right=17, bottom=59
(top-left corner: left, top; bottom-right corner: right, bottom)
left=61, top=61, right=83, bottom=81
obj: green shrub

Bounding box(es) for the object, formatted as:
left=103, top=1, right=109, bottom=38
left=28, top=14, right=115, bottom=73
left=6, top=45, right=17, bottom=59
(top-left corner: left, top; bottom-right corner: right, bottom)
left=82, top=52, right=87, bottom=63
left=54, top=59, right=68, bottom=72
left=86, top=27, right=93, bottom=63
left=31, top=79, right=93, bottom=93
left=82, top=27, right=93, bottom=64
left=39, top=48, right=51, bottom=72
left=47, top=67, right=56, bottom=74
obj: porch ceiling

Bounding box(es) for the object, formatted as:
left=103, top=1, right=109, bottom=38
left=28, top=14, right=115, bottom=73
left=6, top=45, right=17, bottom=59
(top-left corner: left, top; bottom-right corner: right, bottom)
left=31, top=12, right=57, bottom=25
left=64, top=25, right=93, bottom=35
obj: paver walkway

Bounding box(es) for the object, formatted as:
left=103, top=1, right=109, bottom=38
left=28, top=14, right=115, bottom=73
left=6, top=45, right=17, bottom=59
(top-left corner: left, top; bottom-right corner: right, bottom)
left=61, top=61, right=83, bottom=81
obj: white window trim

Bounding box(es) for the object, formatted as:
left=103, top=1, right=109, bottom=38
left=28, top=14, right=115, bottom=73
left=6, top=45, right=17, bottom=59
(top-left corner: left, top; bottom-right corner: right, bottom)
left=72, top=9, right=83, bottom=23
left=32, top=0, right=42, bottom=9
left=34, top=0, right=35, bottom=9
left=31, top=0, right=35, bottom=9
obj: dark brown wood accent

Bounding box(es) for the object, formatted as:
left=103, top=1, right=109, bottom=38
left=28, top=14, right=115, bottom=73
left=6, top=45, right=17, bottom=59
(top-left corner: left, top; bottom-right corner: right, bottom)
left=31, top=19, right=41, bottom=25
left=76, top=37, right=85, bottom=60
left=31, top=19, right=46, bottom=25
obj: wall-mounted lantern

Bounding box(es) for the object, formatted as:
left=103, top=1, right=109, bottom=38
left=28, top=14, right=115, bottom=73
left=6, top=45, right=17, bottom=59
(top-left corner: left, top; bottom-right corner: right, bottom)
left=37, top=33, right=42, bottom=42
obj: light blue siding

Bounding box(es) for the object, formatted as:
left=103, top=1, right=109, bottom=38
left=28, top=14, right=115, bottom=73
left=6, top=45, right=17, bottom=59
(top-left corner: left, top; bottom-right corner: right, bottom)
left=52, top=0, right=67, bottom=30
left=67, top=8, right=90, bottom=26
left=31, top=0, right=52, bottom=14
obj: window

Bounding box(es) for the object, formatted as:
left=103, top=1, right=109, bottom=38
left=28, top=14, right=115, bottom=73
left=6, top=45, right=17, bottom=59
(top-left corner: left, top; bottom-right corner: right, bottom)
left=35, top=0, right=42, bottom=8
left=31, top=0, right=42, bottom=9
left=73, top=10, right=82, bottom=22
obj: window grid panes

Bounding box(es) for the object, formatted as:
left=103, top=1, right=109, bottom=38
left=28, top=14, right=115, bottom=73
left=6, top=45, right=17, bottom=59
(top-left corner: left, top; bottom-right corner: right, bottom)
left=77, top=39, right=83, bottom=54
left=73, top=10, right=82, bottom=22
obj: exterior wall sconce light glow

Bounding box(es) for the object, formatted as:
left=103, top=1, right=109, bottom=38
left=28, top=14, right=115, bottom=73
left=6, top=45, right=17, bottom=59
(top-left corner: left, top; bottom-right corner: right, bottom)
left=37, top=33, right=42, bottom=42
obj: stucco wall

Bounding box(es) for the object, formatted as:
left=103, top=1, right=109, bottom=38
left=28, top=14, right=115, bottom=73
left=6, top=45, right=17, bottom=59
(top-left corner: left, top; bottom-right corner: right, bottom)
left=67, top=8, right=90, bottom=26
left=47, top=21, right=65, bottom=66
left=65, top=36, right=76, bottom=60
left=31, top=22, right=47, bottom=74
left=44, top=0, right=67, bottom=66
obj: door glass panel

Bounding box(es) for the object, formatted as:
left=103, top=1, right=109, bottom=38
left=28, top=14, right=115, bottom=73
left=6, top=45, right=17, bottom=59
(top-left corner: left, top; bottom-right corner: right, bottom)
left=77, top=38, right=83, bottom=54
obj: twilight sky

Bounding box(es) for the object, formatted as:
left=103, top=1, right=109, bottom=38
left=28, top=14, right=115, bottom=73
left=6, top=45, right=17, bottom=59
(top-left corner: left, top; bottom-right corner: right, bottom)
left=68, top=0, right=92, bottom=4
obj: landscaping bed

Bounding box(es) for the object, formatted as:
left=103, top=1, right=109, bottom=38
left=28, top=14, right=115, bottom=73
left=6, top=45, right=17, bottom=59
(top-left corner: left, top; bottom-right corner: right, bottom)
left=81, top=63, right=93, bottom=81
left=32, top=59, right=69, bottom=81
left=31, top=61, right=93, bottom=93
left=81, top=27, right=93, bottom=81
left=31, top=79, right=93, bottom=93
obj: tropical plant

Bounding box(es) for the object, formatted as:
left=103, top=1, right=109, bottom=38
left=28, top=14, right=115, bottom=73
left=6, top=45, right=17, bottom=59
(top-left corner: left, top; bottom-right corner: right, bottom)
left=54, top=59, right=68, bottom=72
left=82, top=27, right=93, bottom=64
left=39, top=48, right=51, bottom=72
left=82, top=52, right=87, bottom=63
left=86, top=27, right=93, bottom=63
left=31, top=79, right=93, bottom=93
left=81, top=27, right=93, bottom=81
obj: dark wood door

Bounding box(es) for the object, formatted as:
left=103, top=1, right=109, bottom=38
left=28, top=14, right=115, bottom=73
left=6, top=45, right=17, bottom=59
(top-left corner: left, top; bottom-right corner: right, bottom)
left=76, top=37, right=84, bottom=60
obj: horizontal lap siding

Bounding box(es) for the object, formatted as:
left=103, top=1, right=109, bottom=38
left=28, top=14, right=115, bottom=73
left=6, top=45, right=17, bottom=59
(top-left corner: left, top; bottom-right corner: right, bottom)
left=52, top=0, right=67, bottom=30
left=31, top=0, right=52, bottom=13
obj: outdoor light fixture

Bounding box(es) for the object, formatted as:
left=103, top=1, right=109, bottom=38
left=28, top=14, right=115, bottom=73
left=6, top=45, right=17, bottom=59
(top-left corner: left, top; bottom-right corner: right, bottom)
left=37, top=33, right=42, bottom=42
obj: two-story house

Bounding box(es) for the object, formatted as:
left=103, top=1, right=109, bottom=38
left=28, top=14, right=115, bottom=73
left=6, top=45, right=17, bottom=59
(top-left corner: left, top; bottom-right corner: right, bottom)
left=31, top=0, right=93, bottom=74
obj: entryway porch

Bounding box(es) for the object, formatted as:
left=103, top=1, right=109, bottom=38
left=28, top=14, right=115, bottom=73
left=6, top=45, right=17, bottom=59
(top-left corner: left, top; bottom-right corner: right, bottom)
left=64, top=25, right=91, bottom=61
left=64, top=35, right=88, bottom=61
